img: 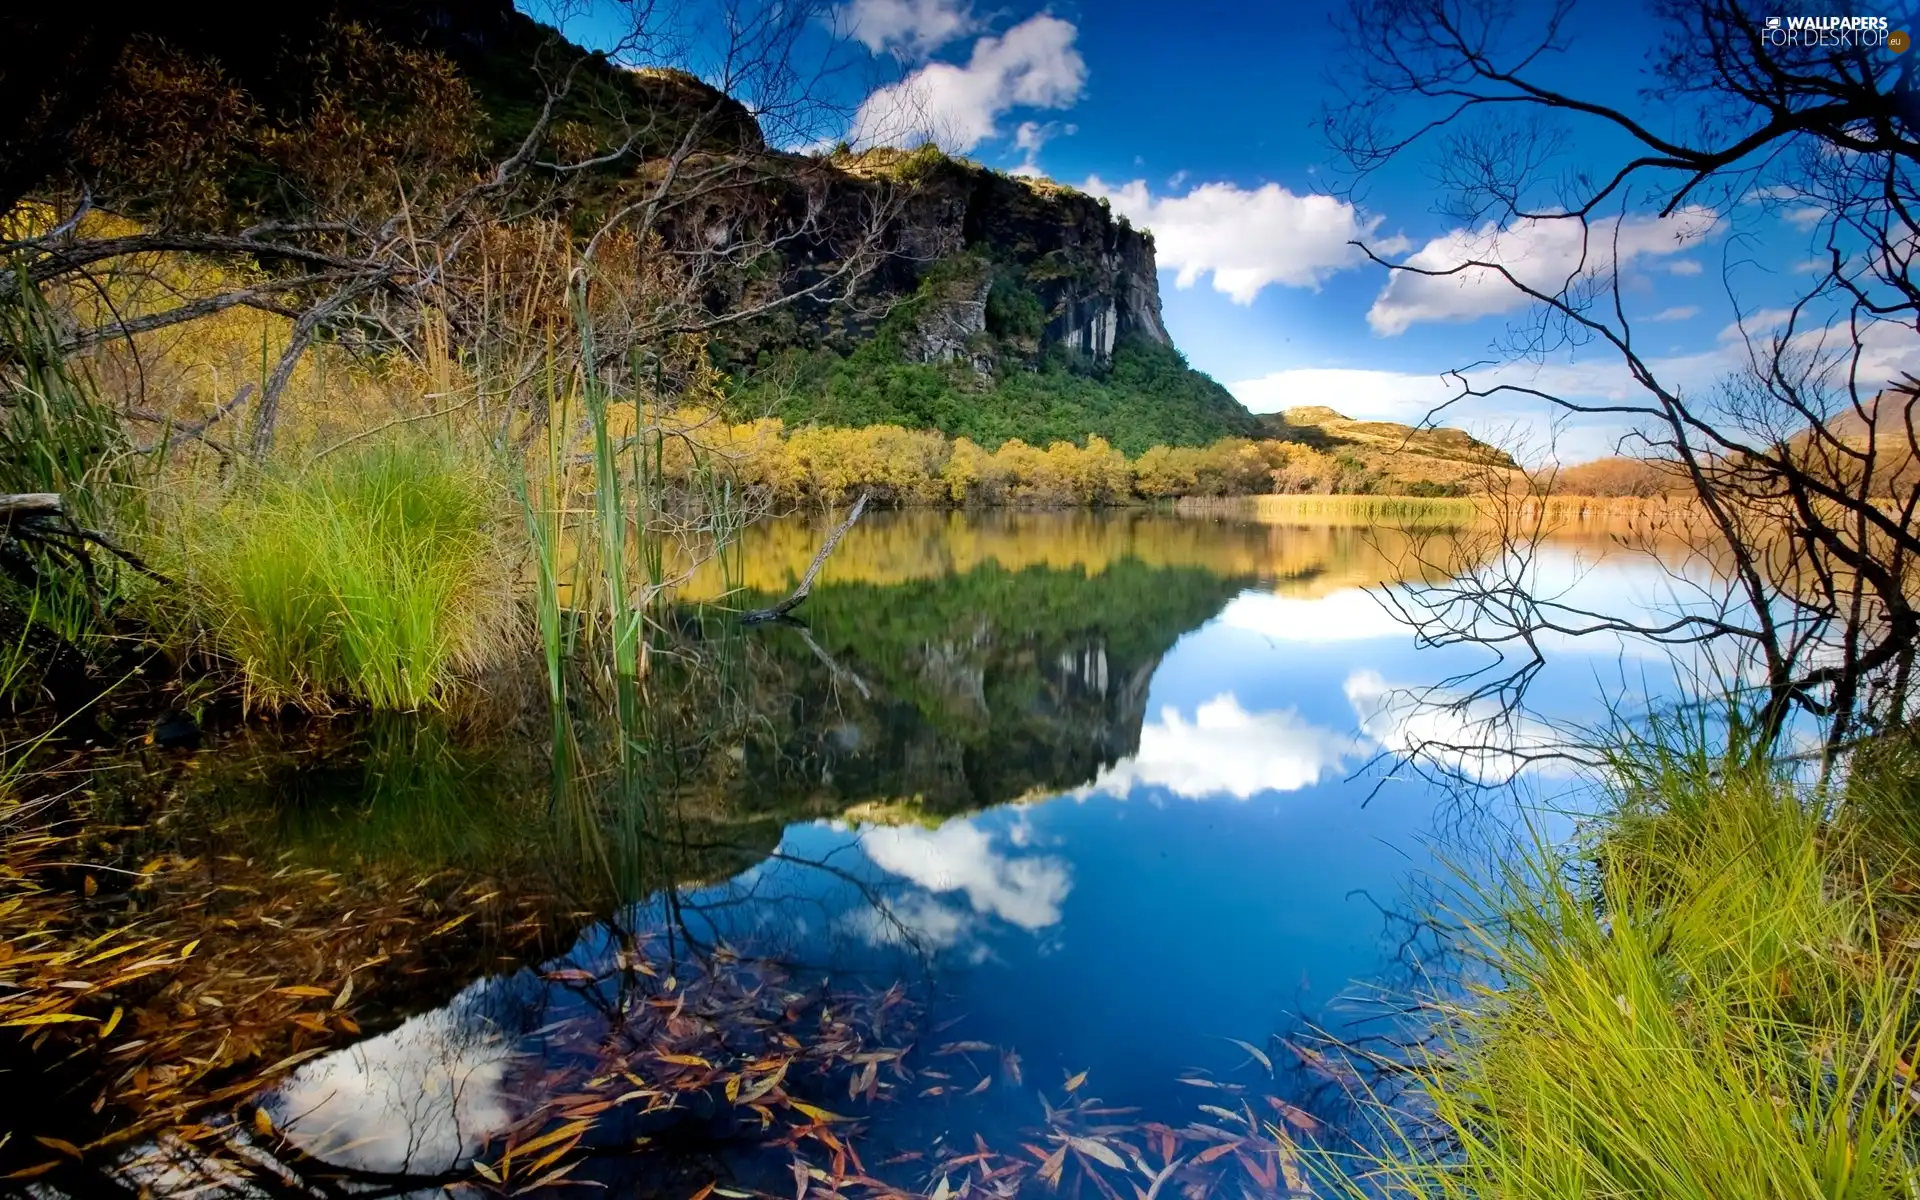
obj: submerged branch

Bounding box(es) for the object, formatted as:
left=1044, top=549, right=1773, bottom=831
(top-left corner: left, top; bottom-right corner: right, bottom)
left=740, top=493, right=869, bottom=625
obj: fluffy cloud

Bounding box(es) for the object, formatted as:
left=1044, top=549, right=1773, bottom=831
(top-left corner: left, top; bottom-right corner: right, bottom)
left=1085, top=693, right=1366, bottom=800
left=1217, top=590, right=1414, bottom=643
left=1648, top=305, right=1699, bottom=322
left=263, top=1000, right=517, bottom=1175
left=837, top=0, right=976, bottom=56
left=1229, top=367, right=1463, bottom=422
left=846, top=15, right=1084, bottom=152
left=1367, top=207, right=1723, bottom=335
left=1081, top=177, right=1402, bottom=304
left=1007, top=119, right=1073, bottom=177
left=1344, top=669, right=1573, bottom=783
left=861, top=817, right=1071, bottom=930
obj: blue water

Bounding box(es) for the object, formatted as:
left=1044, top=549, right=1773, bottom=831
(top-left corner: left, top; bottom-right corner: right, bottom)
left=253, top=512, right=1692, bottom=1187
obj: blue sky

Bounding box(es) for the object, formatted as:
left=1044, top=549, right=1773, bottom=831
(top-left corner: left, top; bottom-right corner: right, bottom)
left=530, top=0, right=1920, bottom=463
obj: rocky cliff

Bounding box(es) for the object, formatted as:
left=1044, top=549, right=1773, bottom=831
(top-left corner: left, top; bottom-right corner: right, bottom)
left=843, top=156, right=1171, bottom=370
left=16, top=1, right=1258, bottom=448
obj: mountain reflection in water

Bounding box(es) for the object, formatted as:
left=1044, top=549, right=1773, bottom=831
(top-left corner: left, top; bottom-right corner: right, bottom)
left=108, top=508, right=1696, bottom=1194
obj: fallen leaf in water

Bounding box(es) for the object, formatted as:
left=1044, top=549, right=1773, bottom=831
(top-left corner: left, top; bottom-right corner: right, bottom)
left=1002, top=1049, right=1023, bottom=1086
left=1188, top=1141, right=1240, bottom=1166
left=1038, top=1145, right=1067, bottom=1188
left=658, top=1053, right=713, bottom=1068
left=1064, top=1070, right=1088, bottom=1093
left=1223, top=1038, right=1272, bottom=1076
left=425, top=913, right=471, bottom=938
left=791, top=1101, right=847, bottom=1124
left=1069, top=1138, right=1125, bottom=1170
left=1264, top=1096, right=1322, bottom=1134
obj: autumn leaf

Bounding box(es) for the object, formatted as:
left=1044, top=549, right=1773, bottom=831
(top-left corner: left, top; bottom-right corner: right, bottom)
left=1188, top=1141, right=1240, bottom=1166
left=1064, top=1070, right=1088, bottom=1093
left=1069, top=1138, right=1126, bottom=1170
left=1038, top=1146, right=1068, bottom=1188
left=425, top=913, right=471, bottom=939
left=1223, top=1038, right=1273, bottom=1076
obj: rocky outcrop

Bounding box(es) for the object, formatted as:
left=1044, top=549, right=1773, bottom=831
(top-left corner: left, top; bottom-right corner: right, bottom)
left=876, top=159, right=1172, bottom=370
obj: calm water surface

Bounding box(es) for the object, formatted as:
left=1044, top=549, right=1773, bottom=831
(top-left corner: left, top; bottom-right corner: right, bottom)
left=171, top=510, right=1695, bottom=1187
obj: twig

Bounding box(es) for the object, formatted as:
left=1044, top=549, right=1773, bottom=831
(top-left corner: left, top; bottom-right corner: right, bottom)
left=130, top=382, right=254, bottom=455
left=739, top=493, right=869, bottom=624
left=308, top=391, right=479, bottom=462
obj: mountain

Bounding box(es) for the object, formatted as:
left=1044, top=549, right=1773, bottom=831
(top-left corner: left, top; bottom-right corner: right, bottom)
left=13, top=3, right=1513, bottom=458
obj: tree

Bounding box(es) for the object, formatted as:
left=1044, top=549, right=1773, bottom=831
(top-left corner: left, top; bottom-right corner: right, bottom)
left=1, top=1, right=902, bottom=459
left=1328, top=0, right=1920, bottom=762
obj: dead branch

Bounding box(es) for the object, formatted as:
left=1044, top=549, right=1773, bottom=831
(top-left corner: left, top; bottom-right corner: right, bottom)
left=740, top=492, right=869, bottom=625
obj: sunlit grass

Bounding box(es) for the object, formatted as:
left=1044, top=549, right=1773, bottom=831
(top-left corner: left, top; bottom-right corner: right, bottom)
left=1226, top=493, right=1479, bottom=527
left=1338, top=726, right=1920, bottom=1198
left=181, top=435, right=515, bottom=710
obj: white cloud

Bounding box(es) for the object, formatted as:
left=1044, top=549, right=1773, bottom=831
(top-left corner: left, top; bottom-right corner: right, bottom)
left=1665, top=259, right=1705, bottom=276
left=1783, top=206, right=1827, bottom=229
left=1345, top=669, right=1574, bottom=783
left=838, top=0, right=975, bottom=56
left=1007, top=119, right=1071, bottom=178
left=846, top=15, right=1085, bottom=152
left=860, top=817, right=1071, bottom=931
left=1648, top=305, right=1698, bottom=322
left=264, top=1001, right=517, bottom=1176
left=1079, top=177, right=1404, bottom=304
left=1218, top=589, right=1414, bottom=644
left=1229, top=366, right=1462, bottom=421
left=1368, top=208, right=1723, bottom=335
left=1085, top=693, right=1366, bottom=800
left=838, top=890, right=979, bottom=951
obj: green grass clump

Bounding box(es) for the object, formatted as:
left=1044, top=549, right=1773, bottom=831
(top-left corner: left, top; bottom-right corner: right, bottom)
left=185, top=436, right=512, bottom=710
left=1344, top=727, right=1920, bottom=1198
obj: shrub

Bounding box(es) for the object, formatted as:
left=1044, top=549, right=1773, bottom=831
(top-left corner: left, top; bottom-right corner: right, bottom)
left=181, top=435, right=513, bottom=710
left=1553, top=456, right=1675, bottom=497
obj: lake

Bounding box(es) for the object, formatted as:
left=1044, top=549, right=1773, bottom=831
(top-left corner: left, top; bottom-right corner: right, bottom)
left=83, top=508, right=1697, bottom=1195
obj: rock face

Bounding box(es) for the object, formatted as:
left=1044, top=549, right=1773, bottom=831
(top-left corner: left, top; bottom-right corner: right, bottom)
left=832, top=154, right=1174, bottom=372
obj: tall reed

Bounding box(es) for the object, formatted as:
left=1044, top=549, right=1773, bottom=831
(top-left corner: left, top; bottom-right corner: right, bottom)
left=183, top=435, right=513, bottom=710
left=1336, top=721, right=1920, bottom=1198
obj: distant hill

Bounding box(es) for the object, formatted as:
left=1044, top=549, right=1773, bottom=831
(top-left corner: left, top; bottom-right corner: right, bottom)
left=1254, top=405, right=1517, bottom=488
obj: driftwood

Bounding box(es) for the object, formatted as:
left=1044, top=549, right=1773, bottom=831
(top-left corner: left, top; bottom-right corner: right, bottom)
left=740, top=493, right=869, bottom=625
left=0, top=493, right=173, bottom=608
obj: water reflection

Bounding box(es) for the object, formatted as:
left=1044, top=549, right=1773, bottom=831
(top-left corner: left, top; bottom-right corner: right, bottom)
left=127, top=509, right=1702, bottom=1194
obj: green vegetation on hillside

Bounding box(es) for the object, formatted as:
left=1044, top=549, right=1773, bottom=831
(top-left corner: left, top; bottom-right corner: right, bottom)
left=733, top=336, right=1261, bottom=456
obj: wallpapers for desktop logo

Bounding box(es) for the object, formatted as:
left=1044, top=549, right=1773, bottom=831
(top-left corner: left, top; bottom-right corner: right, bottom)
left=1760, top=14, right=1907, bottom=51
